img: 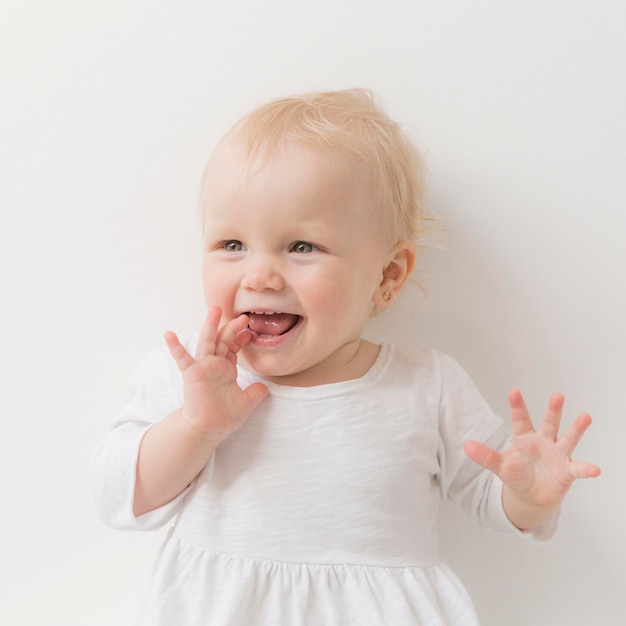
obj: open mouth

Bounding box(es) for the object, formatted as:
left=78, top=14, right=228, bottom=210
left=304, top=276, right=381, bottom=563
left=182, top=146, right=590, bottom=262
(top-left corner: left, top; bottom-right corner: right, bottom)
left=245, top=311, right=301, bottom=337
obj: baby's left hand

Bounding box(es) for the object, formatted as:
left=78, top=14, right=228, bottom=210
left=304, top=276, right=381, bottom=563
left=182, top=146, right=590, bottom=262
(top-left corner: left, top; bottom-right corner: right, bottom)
left=464, top=390, right=601, bottom=522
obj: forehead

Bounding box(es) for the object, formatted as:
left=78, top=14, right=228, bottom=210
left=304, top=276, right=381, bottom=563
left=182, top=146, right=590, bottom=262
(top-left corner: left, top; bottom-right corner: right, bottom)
left=200, top=140, right=394, bottom=252
left=202, top=139, right=376, bottom=216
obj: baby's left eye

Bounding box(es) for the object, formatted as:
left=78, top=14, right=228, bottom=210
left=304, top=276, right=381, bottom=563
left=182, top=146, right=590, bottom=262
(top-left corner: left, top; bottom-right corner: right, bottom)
left=289, top=241, right=317, bottom=254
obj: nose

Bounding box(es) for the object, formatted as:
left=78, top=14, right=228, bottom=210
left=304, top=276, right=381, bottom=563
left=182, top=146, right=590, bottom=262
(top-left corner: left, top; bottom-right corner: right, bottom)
left=241, top=254, right=284, bottom=292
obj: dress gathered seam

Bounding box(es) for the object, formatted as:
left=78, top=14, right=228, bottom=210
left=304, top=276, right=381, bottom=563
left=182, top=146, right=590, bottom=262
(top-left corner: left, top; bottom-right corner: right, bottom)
left=171, top=534, right=439, bottom=571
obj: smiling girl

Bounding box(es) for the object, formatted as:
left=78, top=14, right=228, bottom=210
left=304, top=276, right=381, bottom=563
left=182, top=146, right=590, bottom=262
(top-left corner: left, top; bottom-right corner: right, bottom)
left=91, top=89, right=600, bottom=625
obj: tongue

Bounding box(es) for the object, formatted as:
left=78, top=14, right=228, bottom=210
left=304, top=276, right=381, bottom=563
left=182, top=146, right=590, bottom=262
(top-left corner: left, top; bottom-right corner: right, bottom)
left=247, top=313, right=299, bottom=336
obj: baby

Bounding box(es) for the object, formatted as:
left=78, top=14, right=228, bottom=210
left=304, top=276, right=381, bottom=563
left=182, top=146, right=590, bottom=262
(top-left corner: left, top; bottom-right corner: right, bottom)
left=91, top=89, right=600, bottom=625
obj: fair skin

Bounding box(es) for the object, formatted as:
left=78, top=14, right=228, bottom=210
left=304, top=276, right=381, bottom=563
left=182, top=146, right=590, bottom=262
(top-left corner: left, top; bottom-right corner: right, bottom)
left=133, top=140, right=600, bottom=527
left=465, top=389, right=600, bottom=529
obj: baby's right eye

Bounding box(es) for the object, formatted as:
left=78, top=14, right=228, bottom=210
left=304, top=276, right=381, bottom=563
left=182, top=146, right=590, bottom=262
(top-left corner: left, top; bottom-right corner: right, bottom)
left=223, top=240, right=245, bottom=252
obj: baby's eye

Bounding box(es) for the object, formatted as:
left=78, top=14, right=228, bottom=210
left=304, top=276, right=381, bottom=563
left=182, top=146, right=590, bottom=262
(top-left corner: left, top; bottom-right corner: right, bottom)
left=289, top=241, right=317, bottom=254
left=223, top=240, right=245, bottom=252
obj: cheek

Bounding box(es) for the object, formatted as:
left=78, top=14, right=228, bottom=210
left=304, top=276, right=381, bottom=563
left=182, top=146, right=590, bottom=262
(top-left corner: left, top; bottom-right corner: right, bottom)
left=303, top=272, right=376, bottom=318
left=202, top=265, right=235, bottom=305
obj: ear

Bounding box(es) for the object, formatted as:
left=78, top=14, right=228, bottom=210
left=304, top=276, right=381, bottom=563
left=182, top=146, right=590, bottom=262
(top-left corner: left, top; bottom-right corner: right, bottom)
left=373, top=241, right=417, bottom=309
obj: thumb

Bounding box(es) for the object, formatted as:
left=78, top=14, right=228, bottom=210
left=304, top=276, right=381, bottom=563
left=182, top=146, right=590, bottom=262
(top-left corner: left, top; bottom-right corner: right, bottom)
left=240, top=382, right=269, bottom=414
left=464, top=440, right=503, bottom=476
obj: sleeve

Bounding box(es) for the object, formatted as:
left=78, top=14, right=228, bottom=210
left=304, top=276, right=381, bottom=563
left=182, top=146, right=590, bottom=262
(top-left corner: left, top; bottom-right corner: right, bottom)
left=436, top=352, right=559, bottom=542
left=89, top=345, right=194, bottom=531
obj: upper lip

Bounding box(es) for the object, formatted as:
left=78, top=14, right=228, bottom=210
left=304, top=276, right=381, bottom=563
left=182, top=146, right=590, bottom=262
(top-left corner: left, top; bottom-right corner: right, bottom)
left=240, top=308, right=299, bottom=316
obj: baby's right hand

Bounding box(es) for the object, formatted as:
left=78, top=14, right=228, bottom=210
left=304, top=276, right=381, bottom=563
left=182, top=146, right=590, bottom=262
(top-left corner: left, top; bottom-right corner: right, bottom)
left=164, top=306, right=268, bottom=445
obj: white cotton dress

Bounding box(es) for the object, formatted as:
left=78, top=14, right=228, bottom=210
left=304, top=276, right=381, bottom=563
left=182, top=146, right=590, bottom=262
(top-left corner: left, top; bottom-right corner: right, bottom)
left=90, top=342, right=557, bottom=625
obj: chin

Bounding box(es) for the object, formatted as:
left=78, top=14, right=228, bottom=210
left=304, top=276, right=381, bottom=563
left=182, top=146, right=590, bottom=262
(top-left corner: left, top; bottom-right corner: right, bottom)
left=240, top=352, right=295, bottom=379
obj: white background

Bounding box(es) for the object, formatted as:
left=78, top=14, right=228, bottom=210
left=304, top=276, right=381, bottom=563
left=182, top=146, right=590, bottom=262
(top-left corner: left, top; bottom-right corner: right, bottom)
left=1, top=1, right=624, bottom=624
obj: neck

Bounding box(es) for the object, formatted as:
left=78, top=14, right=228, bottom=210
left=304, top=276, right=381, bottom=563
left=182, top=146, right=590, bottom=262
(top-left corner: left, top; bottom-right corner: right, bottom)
left=241, top=340, right=381, bottom=387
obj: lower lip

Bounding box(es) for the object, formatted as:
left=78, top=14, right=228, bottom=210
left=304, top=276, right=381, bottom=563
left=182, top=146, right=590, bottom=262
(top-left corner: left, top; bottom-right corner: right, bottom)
left=248, top=316, right=303, bottom=347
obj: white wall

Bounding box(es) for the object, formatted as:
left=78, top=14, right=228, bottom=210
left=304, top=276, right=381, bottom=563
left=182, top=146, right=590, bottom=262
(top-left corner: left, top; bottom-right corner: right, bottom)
left=1, top=1, right=623, bottom=624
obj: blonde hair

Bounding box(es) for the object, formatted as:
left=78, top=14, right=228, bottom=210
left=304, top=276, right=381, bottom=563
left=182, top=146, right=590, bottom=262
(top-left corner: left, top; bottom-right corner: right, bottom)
left=204, top=88, right=437, bottom=247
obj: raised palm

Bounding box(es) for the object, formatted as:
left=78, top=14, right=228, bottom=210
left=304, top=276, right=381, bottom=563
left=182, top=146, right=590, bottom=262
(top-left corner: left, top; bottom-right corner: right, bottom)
left=464, top=389, right=601, bottom=509
left=164, top=306, right=268, bottom=443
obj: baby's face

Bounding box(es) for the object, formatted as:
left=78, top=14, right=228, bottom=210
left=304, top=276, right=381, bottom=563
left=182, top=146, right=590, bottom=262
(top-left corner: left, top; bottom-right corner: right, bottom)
left=201, top=140, right=392, bottom=386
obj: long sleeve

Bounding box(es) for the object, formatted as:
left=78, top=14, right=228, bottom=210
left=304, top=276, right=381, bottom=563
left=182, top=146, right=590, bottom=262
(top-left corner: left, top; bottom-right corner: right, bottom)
left=89, top=346, right=192, bottom=530
left=435, top=352, right=559, bottom=541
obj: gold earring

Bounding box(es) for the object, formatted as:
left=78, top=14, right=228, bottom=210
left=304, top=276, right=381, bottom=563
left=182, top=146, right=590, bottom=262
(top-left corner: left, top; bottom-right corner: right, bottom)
left=383, top=290, right=392, bottom=303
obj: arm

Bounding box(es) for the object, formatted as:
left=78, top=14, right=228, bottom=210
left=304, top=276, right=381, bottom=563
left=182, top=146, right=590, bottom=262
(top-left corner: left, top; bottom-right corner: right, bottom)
left=464, top=389, right=601, bottom=531
left=133, top=306, right=268, bottom=517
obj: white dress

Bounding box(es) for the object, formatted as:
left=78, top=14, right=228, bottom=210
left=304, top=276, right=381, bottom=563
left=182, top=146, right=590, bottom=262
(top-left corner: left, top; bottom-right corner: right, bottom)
left=90, top=342, right=557, bottom=625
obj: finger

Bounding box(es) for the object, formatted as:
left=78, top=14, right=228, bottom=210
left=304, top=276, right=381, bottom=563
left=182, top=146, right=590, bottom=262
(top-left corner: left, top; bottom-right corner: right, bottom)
left=215, top=314, right=250, bottom=358
left=508, top=389, right=535, bottom=437
left=569, top=460, right=602, bottom=479
left=164, top=331, right=195, bottom=372
left=464, top=440, right=503, bottom=476
left=538, top=392, right=565, bottom=440
left=224, top=329, right=252, bottom=365
left=239, top=382, right=269, bottom=414
left=195, top=306, right=222, bottom=358
left=556, top=412, right=593, bottom=457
